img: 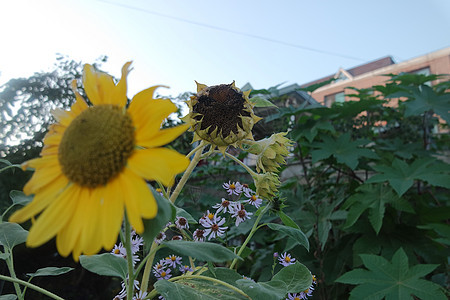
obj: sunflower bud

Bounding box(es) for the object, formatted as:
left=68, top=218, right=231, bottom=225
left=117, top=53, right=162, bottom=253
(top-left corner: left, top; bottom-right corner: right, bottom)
left=245, top=132, right=294, bottom=173
left=252, top=172, right=280, bottom=200
left=182, top=81, right=261, bottom=152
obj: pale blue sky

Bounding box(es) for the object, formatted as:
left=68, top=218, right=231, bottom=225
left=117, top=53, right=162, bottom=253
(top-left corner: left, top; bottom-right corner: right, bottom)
left=1, top=0, right=449, bottom=98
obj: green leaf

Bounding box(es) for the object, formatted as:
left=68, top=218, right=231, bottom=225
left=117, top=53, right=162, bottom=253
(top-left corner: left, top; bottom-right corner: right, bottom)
left=343, top=184, right=409, bottom=234
left=0, top=252, right=10, bottom=260
left=26, top=267, right=74, bottom=278
left=236, top=279, right=287, bottom=300
left=202, top=267, right=243, bottom=286
left=142, top=186, right=175, bottom=245
left=155, top=277, right=248, bottom=300
left=267, top=223, right=309, bottom=250
left=9, top=190, right=33, bottom=206
left=336, top=248, right=447, bottom=300
left=277, top=211, right=300, bottom=229
left=272, top=262, right=313, bottom=293
left=175, top=207, right=197, bottom=224
left=0, top=295, right=17, bottom=300
left=402, top=85, right=450, bottom=124
left=250, top=96, right=278, bottom=108
left=0, top=222, right=28, bottom=250
left=367, top=158, right=450, bottom=196
left=79, top=253, right=127, bottom=279
left=163, top=240, right=242, bottom=262
left=311, top=133, right=377, bottom=169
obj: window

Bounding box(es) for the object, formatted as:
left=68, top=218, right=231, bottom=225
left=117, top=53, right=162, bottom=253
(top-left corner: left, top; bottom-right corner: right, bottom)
left=324, top=92, right=345, bottom=106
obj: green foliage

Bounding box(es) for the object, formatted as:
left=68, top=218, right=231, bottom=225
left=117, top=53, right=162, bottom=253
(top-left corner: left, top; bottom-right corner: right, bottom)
left=264, top=73, right=449, bottom=298
left=163, top=240, right=241, bottom=262
left=336, top=248, right=447, bottom=300
left=79, top=253, right=128, bottom=279
left=0, top=222, right=28, bottom=251
left=26, top=267, right=74, bottom=278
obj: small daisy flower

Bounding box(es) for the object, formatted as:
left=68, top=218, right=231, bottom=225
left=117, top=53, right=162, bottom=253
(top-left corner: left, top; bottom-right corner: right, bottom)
left=133, top=290, right=148, bottom=300
left=199, top=210, right=216, bottom=227
left=155, top=268, right=172, bottom=280
left=172, top=235, right=183, bottom=240
left=154, top=231, right=166, bottom=245
left=231, top=205, right=253, bottom=226
left=131, top=235, right=144, bottom=253
left=175, top=216, right=189, bottom=230
left=243, top=190, right=263, bottom=208
left=165, top=255, right=182, bottom=268
left=223, top=181, right=243, bottom=195
left=152, top=259, right=167, bottom=276
left=273, top=252, right=279, bottom=259
left=179, top=265, right=193, bottom=274
left=241, top=183, right=253, bottom=194
left=242, top=275, right=255, bottom=282
left=212, top=198, right=235, bottom=214
left=156, top=188, right=164, bottom=196
left=279, top=252, right=296, bottom=266
left=286, top=293, right=302, bottom=300
left=203, top=215, right=228, bottom=240
left=111, top=243, right=126, bottom=258
left=116, top=277, right=140, bottom=299
left=193, top=229, right=206, bottom=242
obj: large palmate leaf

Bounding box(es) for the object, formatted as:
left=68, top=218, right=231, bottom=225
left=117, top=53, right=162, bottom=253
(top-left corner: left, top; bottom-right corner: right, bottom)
left=343, top=183, right=414, bottom=234
left=401, top=85, right=450, bottom=124
left=367, top=158, right=450, bottom=196
left=336, top=248, right=447, bottom=300
left=311, top=133, right=378, bottom=169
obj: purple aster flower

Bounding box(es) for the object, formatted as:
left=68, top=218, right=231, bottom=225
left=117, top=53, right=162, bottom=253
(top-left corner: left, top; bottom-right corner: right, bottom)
left=193, top=229, right=206, bottom=242
left=212, top=198, right=235, bottom=214
left=155, top=268, right=172, bottom=280
left=203, top=215, right=228, bottom=240
left=175, top=216, right=189, bottom=230
left=279, top=252, right=296, bottom=266
left=231, top=205, right=253, bottom=226
left=165, top=255, right=182, bottom=268
left=179, top=265, right=193, bottom=274
left=222, top=181, right=243, bottom=195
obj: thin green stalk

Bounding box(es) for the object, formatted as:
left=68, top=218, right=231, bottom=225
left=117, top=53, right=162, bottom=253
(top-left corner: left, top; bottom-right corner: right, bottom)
left=140, top=242, right=160, bottom=293
left=5, top=248, right=23, bottom=299
left=230, top=204, right=270, bottom=269
left=169, top=141, right=206, bottom=204
left=123, top=214, right=135, bottom=299
left=0, top=274, right=64, bottom=300
left=222, top=151, right=257, bottom=177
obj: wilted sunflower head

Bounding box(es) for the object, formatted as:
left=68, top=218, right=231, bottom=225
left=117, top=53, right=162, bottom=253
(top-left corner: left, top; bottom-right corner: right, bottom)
left=245, top=132, right=294, bottom=173
left=252, top=172, right=280, bottom=200
left=183, top=81, right=261, bottom=152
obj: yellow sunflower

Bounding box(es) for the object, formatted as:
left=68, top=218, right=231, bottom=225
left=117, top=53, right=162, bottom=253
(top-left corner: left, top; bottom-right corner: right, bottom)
left=9, top=62, right=189, bottom=260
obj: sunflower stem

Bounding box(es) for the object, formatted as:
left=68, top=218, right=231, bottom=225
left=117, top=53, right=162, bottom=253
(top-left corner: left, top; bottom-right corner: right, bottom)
left=5, top=248, right=23, bottom=299
left=229, top=204, right=270, bottom=270
left=123, top=214, right=135, bottom=299
left=169, top=141, right=206, bottom=204
left=0, top=274, right=64, bottom=300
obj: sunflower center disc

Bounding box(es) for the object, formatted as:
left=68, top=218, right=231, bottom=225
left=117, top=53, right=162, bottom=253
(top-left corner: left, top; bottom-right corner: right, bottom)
left=193, top=84, right=250, bottom=137
left=58, top=104, right=135, bottom=188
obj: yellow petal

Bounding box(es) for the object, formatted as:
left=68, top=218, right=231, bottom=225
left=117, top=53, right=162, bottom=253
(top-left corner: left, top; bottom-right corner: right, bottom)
left=112, top=61, right=133, bottom=108
left=136, top=124, right=189, bottom=148
left=23, top=159, right=64, bottom=194
left=79, top=188, right=103, bottom=255
left=83, top=64, right=116, bottom=106
left=127, top=148, right=189, bottom=187
left=118, top=169, right=144, bottom=233
left=10, top=176, right=68, bottom=223
left=26, top=184, right=79, bottom=248
left=97, top=179, right=125, bottom=249
left=128, top=88, right=174, bottom=139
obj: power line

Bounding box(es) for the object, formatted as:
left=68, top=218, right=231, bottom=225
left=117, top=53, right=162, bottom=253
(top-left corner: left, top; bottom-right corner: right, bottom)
left=98, top=0, right=368, bottom=62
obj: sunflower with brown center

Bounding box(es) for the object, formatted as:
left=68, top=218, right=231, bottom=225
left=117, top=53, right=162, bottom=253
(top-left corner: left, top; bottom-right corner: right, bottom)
left=183, top=81, right=261, bottom=152
left=9, top=62, right=189, bottom=260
